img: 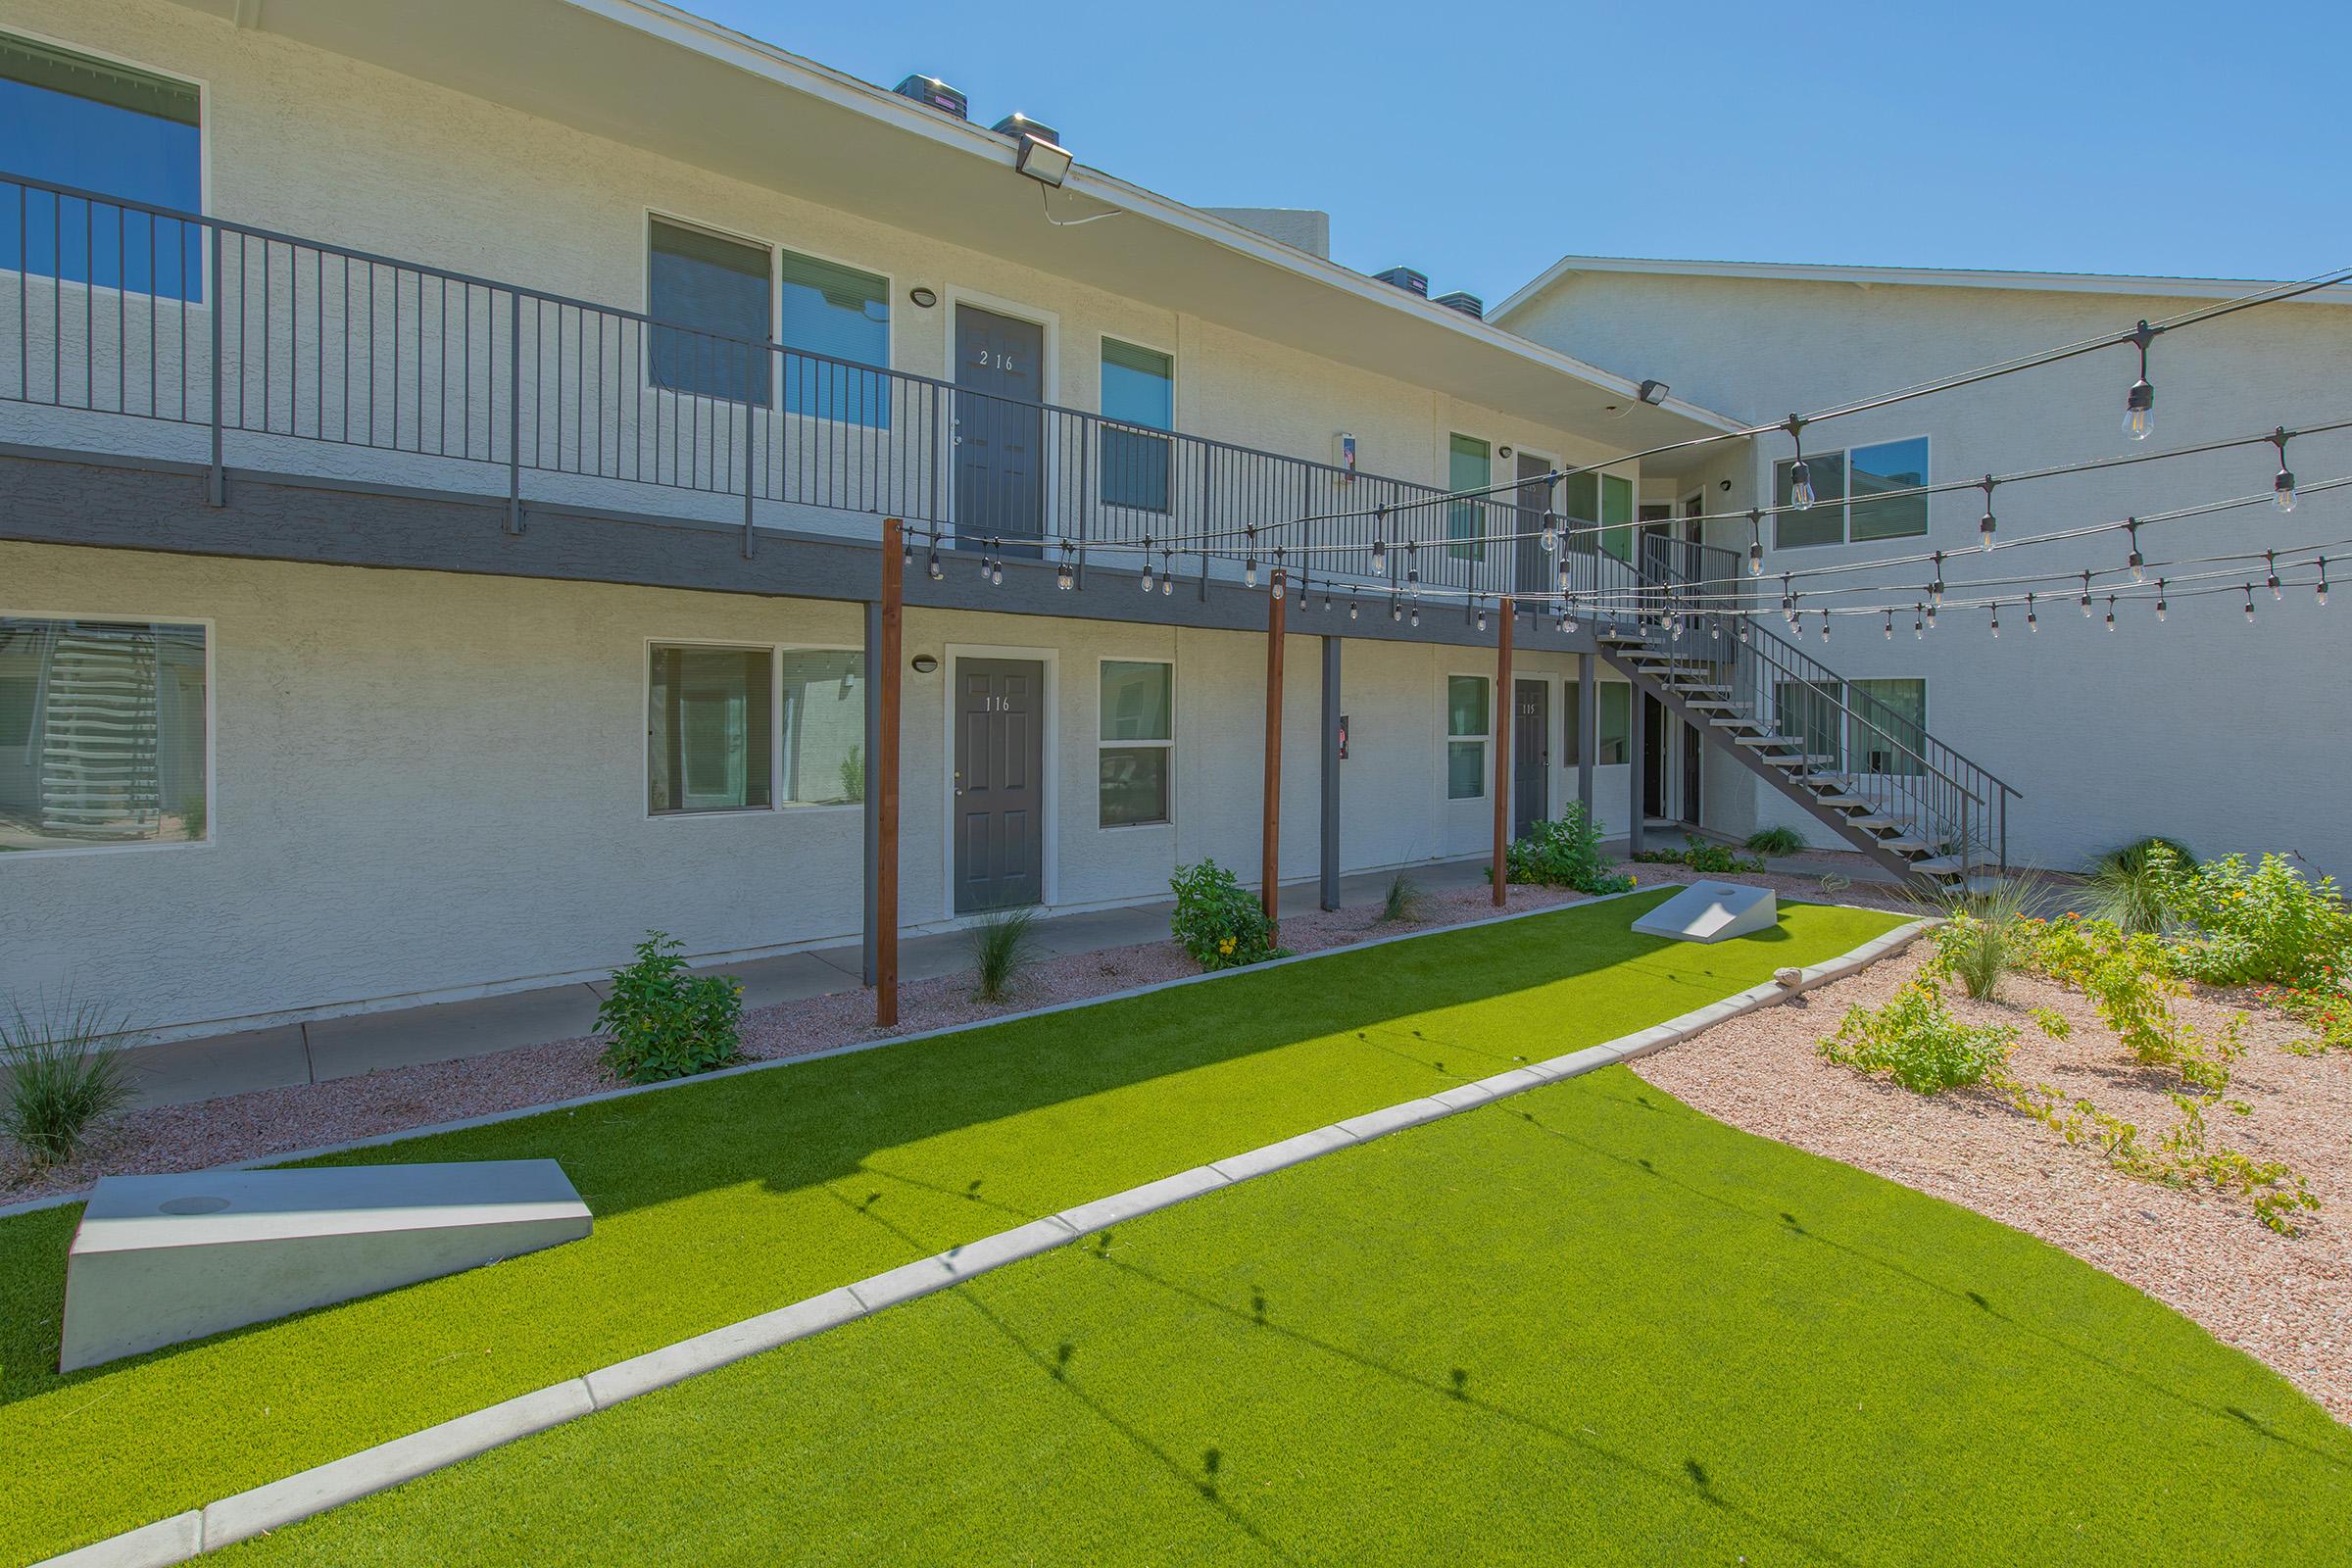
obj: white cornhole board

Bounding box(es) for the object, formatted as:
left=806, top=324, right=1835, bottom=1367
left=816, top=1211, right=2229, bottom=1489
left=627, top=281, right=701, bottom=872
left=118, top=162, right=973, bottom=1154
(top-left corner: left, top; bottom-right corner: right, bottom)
left=1630, top=881, right=1779, bottom=944
left=61, top=1159, right=591, bottom=1372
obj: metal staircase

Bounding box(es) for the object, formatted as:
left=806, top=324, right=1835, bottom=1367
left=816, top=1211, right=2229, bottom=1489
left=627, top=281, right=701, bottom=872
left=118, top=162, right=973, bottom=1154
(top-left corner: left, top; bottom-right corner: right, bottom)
left=1590, top=538, right=2019, bottom=891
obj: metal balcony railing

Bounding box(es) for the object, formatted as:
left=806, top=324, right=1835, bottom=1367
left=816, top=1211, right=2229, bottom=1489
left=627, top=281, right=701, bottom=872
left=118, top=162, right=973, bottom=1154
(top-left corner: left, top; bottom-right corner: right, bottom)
left=2, top=171, right=1576, bottom=598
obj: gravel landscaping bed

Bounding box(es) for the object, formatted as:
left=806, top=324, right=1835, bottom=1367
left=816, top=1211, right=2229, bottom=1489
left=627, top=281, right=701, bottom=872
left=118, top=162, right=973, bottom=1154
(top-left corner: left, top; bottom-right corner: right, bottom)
left=1632, top=942, right=2352, bottom=1423
left=1, top=878, right=1597, bottom=1205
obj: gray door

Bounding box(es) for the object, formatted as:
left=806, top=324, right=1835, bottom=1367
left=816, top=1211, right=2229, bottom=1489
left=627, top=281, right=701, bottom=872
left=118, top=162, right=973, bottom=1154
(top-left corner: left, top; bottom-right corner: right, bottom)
left=1512, top=678, right=1548, bottom=839
left=954, top=658, right=1045, bottom=912
left=1514, top=453, right=1551, bottom=595
left=954, top=305, right=1046, bottom=558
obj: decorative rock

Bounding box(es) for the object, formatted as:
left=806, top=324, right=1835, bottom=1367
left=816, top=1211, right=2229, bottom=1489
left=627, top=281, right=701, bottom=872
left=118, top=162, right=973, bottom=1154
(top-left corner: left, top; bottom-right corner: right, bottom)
left=1774, top=966, right=1805, bottom=989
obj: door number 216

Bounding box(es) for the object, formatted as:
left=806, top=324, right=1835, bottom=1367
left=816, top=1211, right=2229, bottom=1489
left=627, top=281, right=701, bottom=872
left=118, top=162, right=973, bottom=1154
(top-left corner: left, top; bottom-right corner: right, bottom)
left=973, top=349, right=1018, bottom=370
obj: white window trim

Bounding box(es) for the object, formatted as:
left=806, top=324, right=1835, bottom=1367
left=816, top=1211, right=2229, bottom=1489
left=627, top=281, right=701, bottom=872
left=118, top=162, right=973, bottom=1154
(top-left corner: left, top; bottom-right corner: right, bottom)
left=1096, top=331, right=1179, bottom=519
left=0, top=25, right=214, bottom=219
left=642, top=637, right=866, bottom=820
left=1095, top=654, right=1175, bottom=831
left=1444, top=432, right=1493, bottom=564
left=0, top=610, right=216, bottom=858
left=1443, top=669, right=1490, bottom=803
left=1771, top=433, right=1933, bottom=551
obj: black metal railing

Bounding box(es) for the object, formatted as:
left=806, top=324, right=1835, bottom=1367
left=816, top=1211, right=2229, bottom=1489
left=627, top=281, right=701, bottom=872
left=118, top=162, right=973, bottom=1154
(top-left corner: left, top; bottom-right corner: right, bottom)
left=1623, top=535, right=2018, bottom=874
left=1, top=172, right=1552, bottom=593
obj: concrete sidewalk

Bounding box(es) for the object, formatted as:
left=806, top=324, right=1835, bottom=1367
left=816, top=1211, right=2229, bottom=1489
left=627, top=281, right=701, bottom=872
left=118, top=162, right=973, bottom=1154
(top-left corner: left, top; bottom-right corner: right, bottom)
left=115, top=858, right=1504, bottom=1113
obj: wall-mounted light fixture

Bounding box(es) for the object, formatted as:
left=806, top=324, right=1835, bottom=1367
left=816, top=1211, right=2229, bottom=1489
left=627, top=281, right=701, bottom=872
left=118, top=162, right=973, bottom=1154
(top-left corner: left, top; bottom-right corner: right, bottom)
left=1496, top=445, right=1513, bottom=460
left=1637, top=379, right=1670, bottom=406
left=908, top=286, right=938, bottom=309
left=1013, top=132, right=1074, bottom=187
left=910, top=655, right=940, bottom=674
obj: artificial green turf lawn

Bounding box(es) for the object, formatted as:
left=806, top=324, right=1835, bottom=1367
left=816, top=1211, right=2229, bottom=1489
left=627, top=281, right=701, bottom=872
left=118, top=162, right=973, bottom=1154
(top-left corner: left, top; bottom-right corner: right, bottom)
left=226, top=1063, right=2352, bottom=1567
left=0, top=893, right=1901, bottom=1564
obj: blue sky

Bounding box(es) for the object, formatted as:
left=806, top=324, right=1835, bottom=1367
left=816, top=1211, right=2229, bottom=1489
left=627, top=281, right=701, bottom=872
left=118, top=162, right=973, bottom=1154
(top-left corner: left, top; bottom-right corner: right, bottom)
left=691, top=0, right=2351, bottom=305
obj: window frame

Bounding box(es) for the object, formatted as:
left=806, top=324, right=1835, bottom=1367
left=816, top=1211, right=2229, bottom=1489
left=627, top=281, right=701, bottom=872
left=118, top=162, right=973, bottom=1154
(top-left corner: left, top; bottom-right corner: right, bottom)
left=643, top=636, right=867, bottom=820
left=0, top=609, right=215, bottom=858
left=1095, top=655, right=1175, bottom=830
left=1096, top=333, right=1177, bottom=515
left=1446, top=433, right=1492, bottom=564
left=1444, top=671, right=1490, bottom=802
left=642, top=210, right=777, bottom=408
left=1772, top=433, right=1932, bottom=551
left=1596, top=679, right=1632, bottom=766
left=0, top=26, right=212, bottom=215
left=776, top=241, right=897, bottom=428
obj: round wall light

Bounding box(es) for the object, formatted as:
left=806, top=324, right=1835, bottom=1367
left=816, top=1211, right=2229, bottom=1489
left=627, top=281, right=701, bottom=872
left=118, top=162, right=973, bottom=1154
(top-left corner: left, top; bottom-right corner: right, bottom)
left=910, top=654, right=940, bottom=674
left=1496, top=445, right=1513, bottom=460
left=908, top=287, right=938, bottom=309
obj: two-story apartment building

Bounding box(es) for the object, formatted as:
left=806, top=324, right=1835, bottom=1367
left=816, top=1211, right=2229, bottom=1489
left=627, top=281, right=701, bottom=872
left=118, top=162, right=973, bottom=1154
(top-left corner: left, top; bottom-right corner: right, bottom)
left=4, top=0, right=2334, bottom=1054
left=0, top=0, right=1761, bottom=1043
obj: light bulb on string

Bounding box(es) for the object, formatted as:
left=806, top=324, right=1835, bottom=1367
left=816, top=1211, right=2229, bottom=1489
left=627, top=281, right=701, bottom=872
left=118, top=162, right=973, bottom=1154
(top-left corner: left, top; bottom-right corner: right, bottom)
left=1161, top=551, right=1175, bottom=595
left=1476, top=601, right=1487, bottom=633
left=1785, top=416, right=1816, bottom=509
left=1746, top=512, right=1764, bottom=575
left=1405, top=541, right=1420, bottom=588
left=1819, top=610, right=1831, bottom=644
left=1978, top=477, right=1997, bottom=551
left=1780, top=574, right=1796, bottom=622
left=2155, top=579, right=2168, bottom=621
left=1883, top=610, right=1893, bottom=640
left=1271, top=572, right=1284, bottom=603
left=2105, top=596, right=2117, bottom=631
left=1055, top=546, right=1074, bottom=592
left=2271, top=427, right=2297, bottom=512
left=1540, top=509, right=1559, bottom=553
left=1140, top=556, right=1155, bottom=595
left=2080, top=572, right=2094, bottom=617
left=1926, top=602, right=1938, bottom=632
left=1989, top=603, right=2000, bottom=639
left=1913, top=604, right=1924, bottom=640
left=2317, top=558, right=2330, bottom=609
left=1409, top=604, right=1420, bottom=628
left=2123, top=319, right=2156, bottom=441
left=1245, top=558, right=1258, bottom=588
left=989, top=540, right=1004, bottom=585
left=1389, top=595, right=1401, bottom=622
left=926, top=544, right=943, bottom=582
left=1738, top=617, right=1750, bottom=644
left=902, top=535, right=913, bottom=567
left=1348, top=595, right=1359, bottom=621
left=2266, top=550, right=2281, bottom=601
left=2027, top=593, right=2038, bottom=633
left=2244, top=584, right=2257, bottom=625
left=1929, top=552, right=1945, bottom=609
left=2126, top=520, right=2144, bottom=582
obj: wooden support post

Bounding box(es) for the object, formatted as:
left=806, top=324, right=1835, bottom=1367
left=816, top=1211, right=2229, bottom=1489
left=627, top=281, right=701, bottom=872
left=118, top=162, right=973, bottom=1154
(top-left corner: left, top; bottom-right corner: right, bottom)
left=1261, top=570, right=1287, bottom=928
left=1492, top=597, right=1512, bottom=906
left=875, top=517, right=905, bottom=1028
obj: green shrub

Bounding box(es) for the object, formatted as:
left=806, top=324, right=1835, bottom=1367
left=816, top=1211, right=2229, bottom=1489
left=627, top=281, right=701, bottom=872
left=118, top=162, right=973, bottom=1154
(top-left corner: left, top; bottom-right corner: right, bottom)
left=2081, top=835, right=2194, bottom=934
left=1745, top=826, right=1807, bottom=857
left=968, top=907, right=1040, bottom=1002
left=838, top=744, right=865, bottom=805
left=2032, top=915, right=2243, bottom=1093
left=1921, top=879, right=2039, bottom=1003
left=1, top=996, right=136, bottom=1169
left=1634, top=835, right=1766, bottom=875
left=1170, top=858, right=1283, bottom=970
left=595, top=932, right=745, bottom=1084
left=1818, top=977, right=2023, bottom=1094
left=2147, top=848, right=2351, bottom=988
left=1378, top=871, right=1425, bottom=925
left=1506, top=805, right=1635, bottom=895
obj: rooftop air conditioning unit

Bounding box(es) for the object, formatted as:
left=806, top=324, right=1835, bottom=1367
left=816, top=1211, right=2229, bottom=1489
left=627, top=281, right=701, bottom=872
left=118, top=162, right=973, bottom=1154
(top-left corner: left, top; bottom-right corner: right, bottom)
left=1434, top=291, right=1484, bottom=319
left=894, top=74, right=968, bottom=119
left=990, top=112, right=1062, bottom=146
left=1373, top=267, right=1429, bottom=297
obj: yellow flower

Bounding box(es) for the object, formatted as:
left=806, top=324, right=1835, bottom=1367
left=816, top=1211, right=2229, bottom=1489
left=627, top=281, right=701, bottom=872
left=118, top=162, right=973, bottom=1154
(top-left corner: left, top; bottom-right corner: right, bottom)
left=1218, top=937, right=1236, bottom=955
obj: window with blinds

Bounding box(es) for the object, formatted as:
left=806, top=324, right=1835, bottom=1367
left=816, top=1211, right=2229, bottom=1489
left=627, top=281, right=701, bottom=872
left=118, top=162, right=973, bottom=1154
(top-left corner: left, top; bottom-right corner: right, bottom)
left=648, top=220, right=772, bottom=405
left=779, top=250, right=890, bottom=427
left=1100, top=338, right=1173, bottom=512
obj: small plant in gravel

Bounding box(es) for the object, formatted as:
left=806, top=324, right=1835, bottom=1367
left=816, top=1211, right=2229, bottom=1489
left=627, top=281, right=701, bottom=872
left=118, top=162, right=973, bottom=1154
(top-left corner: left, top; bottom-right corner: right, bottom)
left=2146, top=848, right=2351, bottom=989
left=2032, top=915, right=2244, bottom=1093
left=1, top=995, right=136, bottom=1169
left=1745, top=826, right=1807, bottom=858
left=1170, top=858, right=1285, bottom=970
left=1506, top=805, right=1635, bottom=895
left=1817, top=976, right=2037, bottom=1093
left=967, top=907, right=1040, bottom=1002
left=1995, top=1079, right=2319, bottom=1236
left=595, top=932, right=745, bottom=1084
left=2081, top=835, right=2195, bottom=935
left=1378, top=871, right=1425, bottom=925
left=1920, top=879, right=2041, bottom=1003
left=2261, top=974, right=2352, bottom=1054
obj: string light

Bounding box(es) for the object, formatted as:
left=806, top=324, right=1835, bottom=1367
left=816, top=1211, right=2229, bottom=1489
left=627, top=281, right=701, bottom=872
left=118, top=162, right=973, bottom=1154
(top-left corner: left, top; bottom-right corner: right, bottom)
left=1271, top=568, right=1284, bottom=602
left=1370, top=508, right=1389, bottom=576
left=1245, top=557, right=1258, bottom=587
left=1476, top=600, right=1487, bottom=632
left=1405, top=541, right=1420, bottom=589
left=1780, top=573, right=1796, bottom=622
left=1390, top=594, right=1401, bottom=622
left=1140, top=545, right=1155, bottom=594
left=1819, top=609, right=1831, bottom=643
left=1349, top=594, right=1359, bottom=620
left=2080, top=572, right=2094, bottom=616
left=2123, top=319, right=2157, bottom=441
left=902, top=534, right=913, bottom=567
left=1540, top=509, right=1559, bottom=553
left=2126, top=520, right=2145, bottom=582
left=1883, top=610, right=1893, bottom=640
left=1912, top=604, right=1924, bottom=640
left=2318, top=558, right=2330, bottom=607
left=2271, top=427, right=2297, bottom=512
left=1979, top=476, right=1997, bottom=551
left=1160, top=551, right=1174, bottom=595
left=1746, top=511, right=1764, bottom=575
left=2156, top=579, right=2168, bottom=620
left=1055, top=543, right=1074, bottom=592
left=926, top=542, right=943, bottom=581
left=2105, top=595, right=2117, bottom=631
left=1929, top=551, right=1946, bottom=608
left=2027, top=592, right=2038, bottom=633
left=2244, top=584, right=2257, bottom=624
left=1989, top=602, right=2000, bottom=639
left=1409, top=604, right=1420, bottom=628
left=1926, top=601, right=1938, bottom=631
left=1785, top=416, right=1815, bottom=509
left=2266, top=550, right=2281, bottom=600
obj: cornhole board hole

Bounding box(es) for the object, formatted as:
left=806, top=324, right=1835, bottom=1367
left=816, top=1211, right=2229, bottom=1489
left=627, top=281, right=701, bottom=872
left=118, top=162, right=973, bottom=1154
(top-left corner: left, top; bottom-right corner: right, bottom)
left=1630, top=882, right=1779, bottom=944
left=60, top=1159, right=591, bottom=1372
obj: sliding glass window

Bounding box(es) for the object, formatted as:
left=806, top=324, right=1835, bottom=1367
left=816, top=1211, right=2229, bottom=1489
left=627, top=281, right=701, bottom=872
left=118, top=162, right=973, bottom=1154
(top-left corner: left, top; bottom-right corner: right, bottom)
left=0, top=617, right=208, bottom=850
left=779, top=250, right=889, bottom=427
left=648, top=219, right=770, bottom=405
left=1100, top=339, right=1173, bottom=513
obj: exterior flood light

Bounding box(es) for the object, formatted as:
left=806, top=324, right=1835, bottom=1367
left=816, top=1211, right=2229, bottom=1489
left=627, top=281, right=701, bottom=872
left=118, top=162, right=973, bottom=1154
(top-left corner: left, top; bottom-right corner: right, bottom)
left=1637, top=378, right=1670, bottom=406
left=1014, top=133, right=1073, bottom=187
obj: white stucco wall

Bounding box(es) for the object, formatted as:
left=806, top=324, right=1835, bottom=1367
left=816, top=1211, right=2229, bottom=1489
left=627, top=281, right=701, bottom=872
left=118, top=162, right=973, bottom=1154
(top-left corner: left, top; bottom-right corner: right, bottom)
left=1, top=543, right=1613, bottom=1035
left=0, top=0, right=1642, bottom=538
left=1505, top=270, right=2352, bottom=875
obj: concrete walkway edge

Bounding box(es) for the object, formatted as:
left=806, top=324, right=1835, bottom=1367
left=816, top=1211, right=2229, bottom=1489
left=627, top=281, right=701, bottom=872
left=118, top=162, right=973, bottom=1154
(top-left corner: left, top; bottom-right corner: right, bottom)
left=37, top=915, right=1935, bottom=1568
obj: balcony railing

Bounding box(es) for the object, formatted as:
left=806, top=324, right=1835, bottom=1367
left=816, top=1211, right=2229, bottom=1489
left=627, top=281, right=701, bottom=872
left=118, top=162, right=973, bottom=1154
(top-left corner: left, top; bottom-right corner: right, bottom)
left=1, top=171, right=1633, bottom=605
